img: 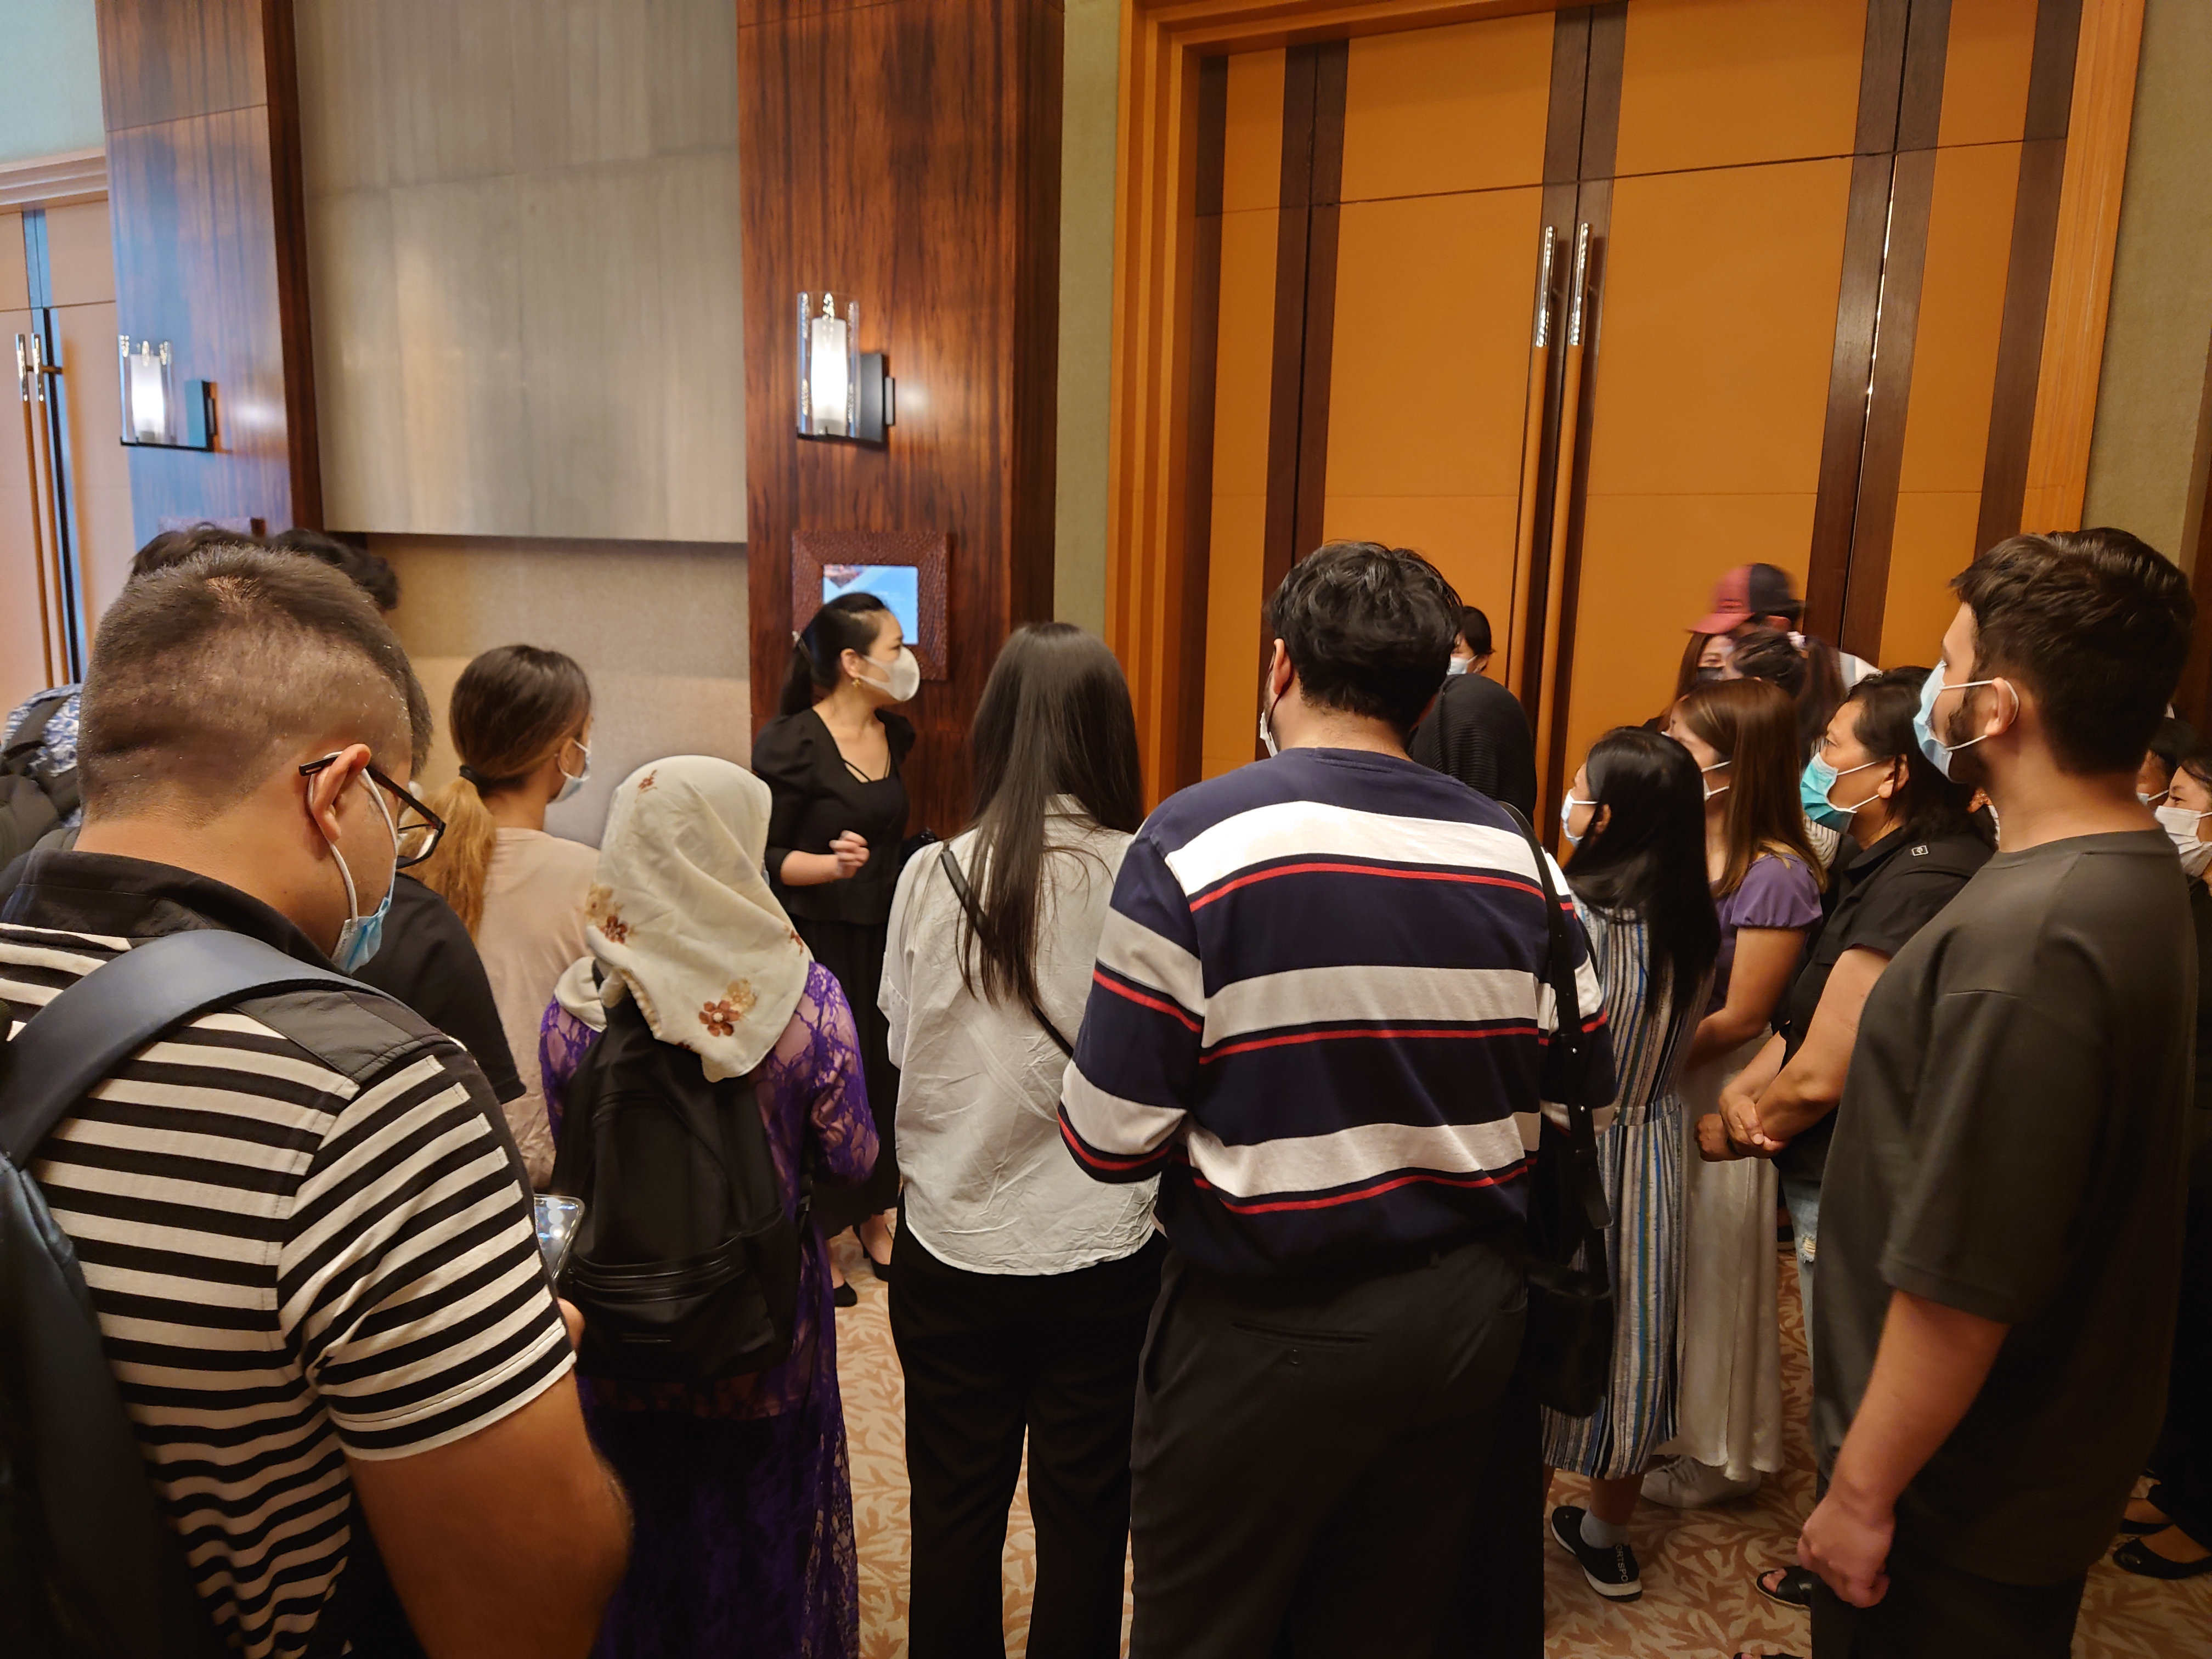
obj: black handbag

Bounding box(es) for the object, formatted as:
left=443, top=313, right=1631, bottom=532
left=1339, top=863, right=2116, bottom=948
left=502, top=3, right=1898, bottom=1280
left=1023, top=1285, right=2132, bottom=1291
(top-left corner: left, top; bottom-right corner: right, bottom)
left=1499, top=805, right=1616, bottom=1419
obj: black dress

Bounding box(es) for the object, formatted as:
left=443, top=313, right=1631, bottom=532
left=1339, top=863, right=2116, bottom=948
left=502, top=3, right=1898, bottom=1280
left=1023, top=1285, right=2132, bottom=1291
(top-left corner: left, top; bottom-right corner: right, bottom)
left=753, top=704, right=915, bottom=1230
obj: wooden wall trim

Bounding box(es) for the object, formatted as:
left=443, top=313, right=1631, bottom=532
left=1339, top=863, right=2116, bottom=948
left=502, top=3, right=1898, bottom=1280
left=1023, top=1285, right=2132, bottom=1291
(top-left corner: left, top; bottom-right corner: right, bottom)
left=1175, top=57, right=1229, bottom=792
left=2021, top=0, right=2144, bottom=533
left=0, top=149, right=108, bottom=210
left=1973, top=0, right=2083, bottom=555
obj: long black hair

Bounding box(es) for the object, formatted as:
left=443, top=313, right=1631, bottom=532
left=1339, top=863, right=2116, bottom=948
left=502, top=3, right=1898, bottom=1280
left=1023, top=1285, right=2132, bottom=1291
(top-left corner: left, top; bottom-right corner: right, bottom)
left=957, top=624, right=1144, bottom=1009
left=1566, top=727, right=1721, bottom=1019
left=780, top=591, right=893, bottom=716
left=1839, top=667, right=1990, bottom=847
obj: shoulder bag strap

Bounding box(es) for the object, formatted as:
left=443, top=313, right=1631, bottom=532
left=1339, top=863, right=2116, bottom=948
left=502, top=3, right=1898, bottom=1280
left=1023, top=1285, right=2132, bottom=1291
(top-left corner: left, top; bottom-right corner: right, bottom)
left=1498, top=805, right=1611, bottom=1237
left=937, top=843, right=1075, bottom=1057
left=1, top=929, right=365, bottom=1165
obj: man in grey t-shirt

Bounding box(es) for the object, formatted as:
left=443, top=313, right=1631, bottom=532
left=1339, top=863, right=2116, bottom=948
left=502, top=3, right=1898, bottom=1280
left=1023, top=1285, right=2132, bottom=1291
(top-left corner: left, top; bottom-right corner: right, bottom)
left=1802, top=531, right=2197, bottom=1657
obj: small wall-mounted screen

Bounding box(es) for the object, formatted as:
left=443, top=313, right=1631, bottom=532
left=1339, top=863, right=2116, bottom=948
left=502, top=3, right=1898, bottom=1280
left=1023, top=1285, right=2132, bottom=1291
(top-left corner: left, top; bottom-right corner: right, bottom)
left=822, top=564, right=920, bottom=642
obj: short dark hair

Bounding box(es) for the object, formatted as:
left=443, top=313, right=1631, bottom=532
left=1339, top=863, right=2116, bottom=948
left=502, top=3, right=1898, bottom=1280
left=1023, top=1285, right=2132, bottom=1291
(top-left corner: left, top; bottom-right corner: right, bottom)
left=1953, top=529, right=2194, bottom=776
left=1266, top=541, right=1460, bottom=733
left=80, top=546, right=431, bottom=821
left=2147, top=715, right=2197, bottom=783
left=268, top=527, right=402, bottom=613
left=1459, top=606, right=1492, bottom=657
left=128, top=522, right=255, bottom=583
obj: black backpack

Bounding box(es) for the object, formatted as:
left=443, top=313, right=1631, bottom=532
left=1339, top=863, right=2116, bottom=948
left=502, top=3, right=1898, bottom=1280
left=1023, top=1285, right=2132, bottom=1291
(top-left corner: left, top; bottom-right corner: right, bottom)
left=549, top=994, right=800, bottom=1383
left=0, top=693, right=81, bottom=868
left=0, top=929, right=431, bottom=1658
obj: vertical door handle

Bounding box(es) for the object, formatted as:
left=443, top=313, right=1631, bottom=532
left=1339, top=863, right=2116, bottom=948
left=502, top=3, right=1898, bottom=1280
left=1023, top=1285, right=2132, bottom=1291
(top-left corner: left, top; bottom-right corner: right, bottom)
left=18, top=332, right=60, bottom=686
left=1532, top=223, right=1591, bottom=813
left=1504, top=225, right=1556, bottom=693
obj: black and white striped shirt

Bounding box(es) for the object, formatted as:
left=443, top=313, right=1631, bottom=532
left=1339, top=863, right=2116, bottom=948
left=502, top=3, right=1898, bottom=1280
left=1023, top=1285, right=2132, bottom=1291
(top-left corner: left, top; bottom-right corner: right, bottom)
left=0, top=854, right=573, bottom=1659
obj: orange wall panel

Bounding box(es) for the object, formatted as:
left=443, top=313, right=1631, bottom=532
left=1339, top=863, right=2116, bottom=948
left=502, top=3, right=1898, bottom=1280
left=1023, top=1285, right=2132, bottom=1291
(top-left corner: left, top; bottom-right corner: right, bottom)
left=1937, top=0, right=2038, bottom=148
left=54, top=297, right=137, bottom=630
left=1883, top=141, right=2019, bottom=666
left=1322, top=493, right=1520, bottom=652
left=1614, top=0, right=1866, bottom=177
left=1221, top=48, right=1286, bottom=214
left=1566, top=157, right=1852, bottom=771
left=1325, top=189, right=1544, bottom=500
left=44, top=202, right=117, bottom=308
left=1201, top=493, right=1268, bottom=777
left=1338, top=14, right=1553, bottom=203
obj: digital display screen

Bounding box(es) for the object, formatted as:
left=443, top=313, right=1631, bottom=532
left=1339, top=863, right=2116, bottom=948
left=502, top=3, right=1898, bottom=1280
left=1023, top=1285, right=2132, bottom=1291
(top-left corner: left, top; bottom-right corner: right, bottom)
left=823, top=564, right=919, bottom=642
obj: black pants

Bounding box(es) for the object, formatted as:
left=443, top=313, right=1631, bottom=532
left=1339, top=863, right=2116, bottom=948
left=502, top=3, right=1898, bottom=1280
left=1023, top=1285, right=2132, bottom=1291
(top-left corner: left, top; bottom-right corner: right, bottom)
left=1127, top=1233, right=1526, bottom=1658
left=1437, top=1364, right=1544, bottom=1659
left=890, top=1224, right=1166, bottom=1659
left=1810, top=1553, right=2086, bottom=1658
left=2149, top=1184, right=2212, bottom=1544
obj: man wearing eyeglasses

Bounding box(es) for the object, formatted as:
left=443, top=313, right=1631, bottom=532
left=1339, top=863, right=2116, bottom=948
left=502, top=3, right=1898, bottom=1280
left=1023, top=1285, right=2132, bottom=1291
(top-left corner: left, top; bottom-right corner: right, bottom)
left=0, top=544, right=629, bottom=1659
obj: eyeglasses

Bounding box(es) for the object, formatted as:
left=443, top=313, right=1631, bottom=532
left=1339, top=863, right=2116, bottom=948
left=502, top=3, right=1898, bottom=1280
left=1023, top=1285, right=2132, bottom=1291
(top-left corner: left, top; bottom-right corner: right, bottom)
left=298, top=754, right=447, bottom=868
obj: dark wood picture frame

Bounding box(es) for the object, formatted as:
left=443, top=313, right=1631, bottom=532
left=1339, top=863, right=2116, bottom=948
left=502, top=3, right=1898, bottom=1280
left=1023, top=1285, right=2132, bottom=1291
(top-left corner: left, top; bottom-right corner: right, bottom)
left=789, top=528, right=951, bottom=682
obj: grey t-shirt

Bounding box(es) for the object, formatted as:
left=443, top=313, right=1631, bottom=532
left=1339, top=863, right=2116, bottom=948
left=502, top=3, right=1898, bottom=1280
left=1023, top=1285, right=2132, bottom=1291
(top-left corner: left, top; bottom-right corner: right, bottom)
left=1812, top=829, right=2195, bottom=1585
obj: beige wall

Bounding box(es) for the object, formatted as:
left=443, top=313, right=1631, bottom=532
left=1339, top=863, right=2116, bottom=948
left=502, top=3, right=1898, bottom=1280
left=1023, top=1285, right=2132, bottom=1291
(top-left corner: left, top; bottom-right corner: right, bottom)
left=298, top=0, right=746, bottom=543
left=1054, top=0, right=1120, bottom=633
left=376, top=534, right=748, bottom=847
left=2081, top=0, right=2212, bottom=568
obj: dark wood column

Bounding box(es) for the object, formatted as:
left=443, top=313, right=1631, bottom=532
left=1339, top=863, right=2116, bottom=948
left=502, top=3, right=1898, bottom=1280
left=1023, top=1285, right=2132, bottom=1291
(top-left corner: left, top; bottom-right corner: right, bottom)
left=740, top=0, right=1064, bottom=839
left=95, top=0, right=318, bottom=544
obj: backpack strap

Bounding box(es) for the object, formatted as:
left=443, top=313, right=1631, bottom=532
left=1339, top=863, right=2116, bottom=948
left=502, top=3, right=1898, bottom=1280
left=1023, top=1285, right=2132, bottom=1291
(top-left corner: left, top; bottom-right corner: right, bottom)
left=936, top=843, right=1075, bottom=1057
left=1498, top=804, right=1610, bottom=1237
left=1, top=929, right=363, bottom=1165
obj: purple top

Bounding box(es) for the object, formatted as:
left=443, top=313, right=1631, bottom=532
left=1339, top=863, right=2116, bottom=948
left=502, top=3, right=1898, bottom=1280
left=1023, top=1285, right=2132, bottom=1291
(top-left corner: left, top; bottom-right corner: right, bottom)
left=1708, top=850, right=1822, bottom=1012
left=539, top=959, right=878, bottom=1419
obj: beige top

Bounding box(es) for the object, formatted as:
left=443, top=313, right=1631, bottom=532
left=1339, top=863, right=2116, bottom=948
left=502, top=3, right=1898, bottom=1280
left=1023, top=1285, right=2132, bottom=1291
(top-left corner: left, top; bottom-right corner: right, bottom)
left=478, top=828, right=600, bottom=1184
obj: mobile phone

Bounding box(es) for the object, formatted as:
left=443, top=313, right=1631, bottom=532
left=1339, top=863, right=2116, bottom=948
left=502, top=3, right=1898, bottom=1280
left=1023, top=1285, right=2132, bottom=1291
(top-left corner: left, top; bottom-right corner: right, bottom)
left=534, top=1194, right=584, bottom=1279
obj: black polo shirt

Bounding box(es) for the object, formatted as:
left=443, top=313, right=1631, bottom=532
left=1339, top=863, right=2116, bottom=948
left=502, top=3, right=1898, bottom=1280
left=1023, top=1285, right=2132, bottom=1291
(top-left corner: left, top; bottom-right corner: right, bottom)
left=1772, top=821, right=1990, bottom=1181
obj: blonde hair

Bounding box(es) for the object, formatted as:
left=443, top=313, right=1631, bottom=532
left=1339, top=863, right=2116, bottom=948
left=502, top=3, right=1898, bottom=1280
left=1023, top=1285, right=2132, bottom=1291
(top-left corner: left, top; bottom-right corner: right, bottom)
left=413, top=645, right=591, bottom=934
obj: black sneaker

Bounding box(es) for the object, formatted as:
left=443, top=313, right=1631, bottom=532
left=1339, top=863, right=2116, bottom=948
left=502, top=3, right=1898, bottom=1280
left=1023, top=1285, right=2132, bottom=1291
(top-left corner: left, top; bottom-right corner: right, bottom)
left=1550, top=1504, right=1643, bottom=1601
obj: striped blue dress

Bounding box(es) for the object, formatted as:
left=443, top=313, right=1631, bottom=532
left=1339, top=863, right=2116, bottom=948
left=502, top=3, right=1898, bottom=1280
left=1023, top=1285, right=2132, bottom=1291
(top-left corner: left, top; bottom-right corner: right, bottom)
left=1540, top=896, right=1712, bottom=1479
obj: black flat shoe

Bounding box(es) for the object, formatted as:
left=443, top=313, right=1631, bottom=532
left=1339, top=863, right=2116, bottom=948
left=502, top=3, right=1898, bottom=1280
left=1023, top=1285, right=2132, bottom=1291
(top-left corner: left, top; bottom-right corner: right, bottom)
left=1549, top=1505, right=1642, bottom=1601
left=863, top=1245, right=893, bottom=1280
left=2117, top=1512, right=2168, bottom=1535
left=832, top=1281, right=859, bottom=1308
left=1755, top=1565, right=1816, bottom=1609
left=2113, top=1536, right=2212, bottom=1579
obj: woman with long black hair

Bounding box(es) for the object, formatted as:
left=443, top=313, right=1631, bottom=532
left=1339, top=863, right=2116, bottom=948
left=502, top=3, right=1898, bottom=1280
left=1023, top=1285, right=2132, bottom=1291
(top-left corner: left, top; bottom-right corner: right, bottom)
left=1542, top=729, right=1722, bottom=1604
left=753, top=592, right=917, bottom=1289
left=880, top=623, right=1162, bottom=1657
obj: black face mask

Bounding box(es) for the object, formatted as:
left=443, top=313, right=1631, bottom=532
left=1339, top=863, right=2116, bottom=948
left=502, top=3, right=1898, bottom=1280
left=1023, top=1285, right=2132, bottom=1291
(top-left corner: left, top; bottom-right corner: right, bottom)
left=1695, top=664, right=1725, bottom=684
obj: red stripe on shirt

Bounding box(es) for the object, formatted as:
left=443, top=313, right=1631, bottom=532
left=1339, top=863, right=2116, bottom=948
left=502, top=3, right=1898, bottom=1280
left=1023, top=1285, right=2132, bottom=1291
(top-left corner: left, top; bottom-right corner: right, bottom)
left=1200, top=1022, right=1541, bottom=1062
left=1190, top=1158, right=1532, bottom=1214
left=1092, top=969, right=1203, bottom=1033
left=1189, top=862, right=1542, bottom=912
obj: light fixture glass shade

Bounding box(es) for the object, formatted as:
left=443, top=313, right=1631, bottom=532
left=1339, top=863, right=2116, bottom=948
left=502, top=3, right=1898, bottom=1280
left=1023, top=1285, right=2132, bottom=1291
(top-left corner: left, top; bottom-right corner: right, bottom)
left=120, top=337, right=175, bottom=444
left=797, top=292, right=857, bottom=438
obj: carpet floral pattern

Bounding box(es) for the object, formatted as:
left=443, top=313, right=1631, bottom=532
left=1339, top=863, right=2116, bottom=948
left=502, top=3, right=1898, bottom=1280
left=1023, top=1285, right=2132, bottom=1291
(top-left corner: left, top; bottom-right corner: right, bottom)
left=830, top=1233, right=2211, bottom=1656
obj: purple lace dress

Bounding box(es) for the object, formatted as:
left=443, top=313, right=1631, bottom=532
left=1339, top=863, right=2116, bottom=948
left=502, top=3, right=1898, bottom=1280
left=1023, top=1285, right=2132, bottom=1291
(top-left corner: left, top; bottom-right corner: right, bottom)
left=540, top=961, right=878, bottom=1659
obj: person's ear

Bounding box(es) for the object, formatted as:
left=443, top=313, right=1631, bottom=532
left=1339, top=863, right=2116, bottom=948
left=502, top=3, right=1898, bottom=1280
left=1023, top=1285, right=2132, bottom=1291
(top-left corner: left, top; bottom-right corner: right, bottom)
left=1982, top=679, right=2022, bottom=741
left=1591, top=804, right=1611, bottom=839
left=305, top=745, right=373, bottom=845
left=1267, top=640, right=1293, bottom=701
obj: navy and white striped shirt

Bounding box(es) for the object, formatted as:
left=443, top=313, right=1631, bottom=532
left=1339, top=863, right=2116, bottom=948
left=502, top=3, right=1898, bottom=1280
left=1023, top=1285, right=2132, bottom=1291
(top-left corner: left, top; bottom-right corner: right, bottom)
left=1059, top=747, right=1615, bottom=1276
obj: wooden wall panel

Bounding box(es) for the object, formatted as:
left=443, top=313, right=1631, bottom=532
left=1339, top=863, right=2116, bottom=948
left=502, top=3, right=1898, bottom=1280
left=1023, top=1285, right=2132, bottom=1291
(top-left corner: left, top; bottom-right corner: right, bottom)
left=1338, top=15, right=1553, bottom=201
left=97, top=0, right=318, bottom=543
left=1612, top=0, right=1868, bottom=177
left=1938, top=0, right=2038, bottom=144
left=1564, top=156, right=1852, bottom=770
left=741, top=0, right=1063, bottom=840
left=1200, top=50, right=1284, bottom=781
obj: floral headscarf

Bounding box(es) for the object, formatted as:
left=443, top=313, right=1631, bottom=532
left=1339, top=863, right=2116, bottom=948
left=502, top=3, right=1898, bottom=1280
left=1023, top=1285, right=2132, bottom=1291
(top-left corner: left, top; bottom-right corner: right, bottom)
left=581, top=755, right=811, bottom=1080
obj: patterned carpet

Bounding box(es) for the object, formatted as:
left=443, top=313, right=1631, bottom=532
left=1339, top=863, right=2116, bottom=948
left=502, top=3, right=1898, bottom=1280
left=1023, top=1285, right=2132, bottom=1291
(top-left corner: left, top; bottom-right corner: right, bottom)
left=829, top=1232, right=2212, bottom=1657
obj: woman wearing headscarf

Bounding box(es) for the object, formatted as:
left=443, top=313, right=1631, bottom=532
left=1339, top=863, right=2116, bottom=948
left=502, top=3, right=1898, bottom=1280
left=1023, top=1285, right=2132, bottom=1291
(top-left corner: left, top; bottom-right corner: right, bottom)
left=539, top=757, right=877, bottom=1659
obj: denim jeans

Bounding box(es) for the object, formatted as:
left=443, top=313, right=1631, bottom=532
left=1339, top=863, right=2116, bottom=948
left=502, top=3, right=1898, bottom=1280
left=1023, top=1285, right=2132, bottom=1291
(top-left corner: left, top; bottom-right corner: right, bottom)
left=1781, top=1174, right=1820, bottom=1363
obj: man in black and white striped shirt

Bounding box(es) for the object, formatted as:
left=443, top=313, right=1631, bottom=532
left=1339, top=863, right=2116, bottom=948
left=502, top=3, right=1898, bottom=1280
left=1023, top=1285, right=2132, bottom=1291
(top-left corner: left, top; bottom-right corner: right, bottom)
left=0, top=546, right=628, bottom=1658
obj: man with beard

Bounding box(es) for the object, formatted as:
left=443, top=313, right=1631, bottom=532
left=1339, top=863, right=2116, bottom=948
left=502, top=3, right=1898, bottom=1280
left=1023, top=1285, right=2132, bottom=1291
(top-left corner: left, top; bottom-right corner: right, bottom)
left=1797, top=529, right=2196, bottom=1656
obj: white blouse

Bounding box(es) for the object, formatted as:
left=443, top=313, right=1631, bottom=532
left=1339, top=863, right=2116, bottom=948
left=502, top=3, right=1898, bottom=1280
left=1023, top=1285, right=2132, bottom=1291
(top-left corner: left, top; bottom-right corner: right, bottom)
left=880, top=801, right=1156, bottom=1274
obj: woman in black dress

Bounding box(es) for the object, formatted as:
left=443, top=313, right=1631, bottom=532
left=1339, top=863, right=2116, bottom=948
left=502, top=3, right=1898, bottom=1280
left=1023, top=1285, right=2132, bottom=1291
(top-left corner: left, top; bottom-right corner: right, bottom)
left=754, top=591, right=917, bottom=1293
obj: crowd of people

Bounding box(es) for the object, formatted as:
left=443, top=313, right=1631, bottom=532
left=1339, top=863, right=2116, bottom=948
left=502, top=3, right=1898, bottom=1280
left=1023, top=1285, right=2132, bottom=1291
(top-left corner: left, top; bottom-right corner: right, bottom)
left=0, top=524, right=2202, bottom=1659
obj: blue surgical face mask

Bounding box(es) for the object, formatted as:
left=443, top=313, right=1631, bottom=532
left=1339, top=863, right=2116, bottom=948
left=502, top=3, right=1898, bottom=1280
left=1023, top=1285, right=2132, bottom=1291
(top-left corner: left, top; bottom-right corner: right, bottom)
left=1445, top=656, right=1471, bottom=679
left=1800, top=754, right=1888, bottom=832
left=554, top=738, right=591, bottom=806
left=328, top=777, right=400, bottom=973
left=1914, top=662, right=2011, bottom=780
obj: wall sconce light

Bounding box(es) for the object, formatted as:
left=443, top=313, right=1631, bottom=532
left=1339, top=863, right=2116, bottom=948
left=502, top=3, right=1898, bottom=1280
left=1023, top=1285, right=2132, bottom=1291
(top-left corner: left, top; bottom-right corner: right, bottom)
left=796, top=292, right=893, bottom=444
left=118, top=336, right=216, bottom=449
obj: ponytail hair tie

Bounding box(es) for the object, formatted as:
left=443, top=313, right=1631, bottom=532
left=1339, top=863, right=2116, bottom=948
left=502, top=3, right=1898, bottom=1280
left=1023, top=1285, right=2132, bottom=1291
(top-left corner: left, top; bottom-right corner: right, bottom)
left=458, top=764, right=489, bottom=787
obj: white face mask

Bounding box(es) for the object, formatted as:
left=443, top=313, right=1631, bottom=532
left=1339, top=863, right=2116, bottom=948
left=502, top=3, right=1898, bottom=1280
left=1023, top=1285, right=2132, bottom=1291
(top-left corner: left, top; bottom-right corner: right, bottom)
left=1700, top=759, right=1730, bottom=802
left=1445, top=657, right=1472, bottom=678
left=1259, top=691, right=1280, bottom=758
left=857, top=645, right=921, bottom=704
left=1560, top=794, right=1595, bottom=848
left=2157, top=803, right=2212, bottom=878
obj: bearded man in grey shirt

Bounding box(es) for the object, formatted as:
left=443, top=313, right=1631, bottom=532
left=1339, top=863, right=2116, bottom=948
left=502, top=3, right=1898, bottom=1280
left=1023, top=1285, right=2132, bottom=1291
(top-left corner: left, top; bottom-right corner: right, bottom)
left=1801, top=529, right=2197, bottom=1658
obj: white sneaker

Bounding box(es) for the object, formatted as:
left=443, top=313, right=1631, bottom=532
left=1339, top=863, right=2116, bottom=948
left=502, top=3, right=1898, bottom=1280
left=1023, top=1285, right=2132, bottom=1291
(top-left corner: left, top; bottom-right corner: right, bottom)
left=1640, top=1456, right=1759, bottom=1509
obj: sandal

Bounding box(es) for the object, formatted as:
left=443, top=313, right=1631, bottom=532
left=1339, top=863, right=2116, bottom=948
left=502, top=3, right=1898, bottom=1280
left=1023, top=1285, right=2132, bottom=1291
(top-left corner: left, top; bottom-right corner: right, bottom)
left=1755, top=1565, right=1815, bottom=1609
